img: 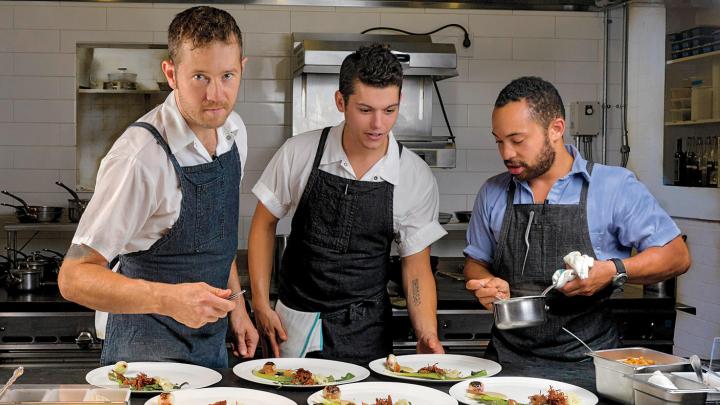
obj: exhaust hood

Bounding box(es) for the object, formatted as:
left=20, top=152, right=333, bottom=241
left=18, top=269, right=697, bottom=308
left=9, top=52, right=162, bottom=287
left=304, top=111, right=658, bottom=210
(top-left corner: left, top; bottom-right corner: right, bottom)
left=291, top=33, right=459, bottom=168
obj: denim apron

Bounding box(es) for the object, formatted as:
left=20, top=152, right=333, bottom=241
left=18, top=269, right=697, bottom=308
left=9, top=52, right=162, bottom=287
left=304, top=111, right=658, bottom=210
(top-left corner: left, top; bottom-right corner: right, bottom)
left=100, top=121, right=241, bottom=368
left=486, top=162, right=619, bottom=364
left=278, top=127, right=402, bottom=364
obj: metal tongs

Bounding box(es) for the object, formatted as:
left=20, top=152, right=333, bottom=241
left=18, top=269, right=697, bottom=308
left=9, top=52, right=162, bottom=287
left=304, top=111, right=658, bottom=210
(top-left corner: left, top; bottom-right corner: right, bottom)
left=0, top=366, right=24, bottom=400
left=520, top=211, right=535, bottom=276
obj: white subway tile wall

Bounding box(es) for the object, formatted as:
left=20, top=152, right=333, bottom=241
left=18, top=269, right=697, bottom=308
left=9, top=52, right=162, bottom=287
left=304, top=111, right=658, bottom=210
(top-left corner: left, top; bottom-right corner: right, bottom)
left=0, top=3, right=612, bottom=246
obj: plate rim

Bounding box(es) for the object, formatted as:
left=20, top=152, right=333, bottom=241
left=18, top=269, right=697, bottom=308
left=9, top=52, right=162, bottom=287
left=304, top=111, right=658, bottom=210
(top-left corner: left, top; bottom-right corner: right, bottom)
left=232, top=357, right=370, bottom=388
left=143, top=386, right=297, bottom=405
left=85, top=361, right=222, bottom=394
left=368, top=354, right=502, bottom=383
left=306, top=381, right=458, bottom=405
left=448, top=375, right=599, bottom=405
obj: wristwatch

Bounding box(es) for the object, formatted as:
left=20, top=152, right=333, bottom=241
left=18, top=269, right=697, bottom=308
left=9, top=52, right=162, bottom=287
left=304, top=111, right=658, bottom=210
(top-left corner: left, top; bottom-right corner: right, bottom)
left=610, top=258, right=628, bottom=288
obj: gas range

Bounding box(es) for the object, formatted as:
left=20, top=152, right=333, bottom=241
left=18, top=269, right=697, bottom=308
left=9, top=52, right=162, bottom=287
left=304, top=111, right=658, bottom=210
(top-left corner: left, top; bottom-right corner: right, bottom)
left=0, top=287, right=100, bottom=368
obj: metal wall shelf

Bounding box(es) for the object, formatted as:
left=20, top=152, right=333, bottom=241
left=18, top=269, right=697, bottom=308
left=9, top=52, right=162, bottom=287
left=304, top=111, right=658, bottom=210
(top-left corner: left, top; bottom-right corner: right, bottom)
left=77, top=89, right=170, bottom=94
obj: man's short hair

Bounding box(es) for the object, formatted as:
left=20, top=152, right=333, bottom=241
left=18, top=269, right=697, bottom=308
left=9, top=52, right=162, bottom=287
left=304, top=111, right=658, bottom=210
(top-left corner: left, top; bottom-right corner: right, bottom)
left=495, top=76, right=565, bottom=130
left=339, top=43, right=403, bottom=103
left=168, top=6, right=243, bottom=63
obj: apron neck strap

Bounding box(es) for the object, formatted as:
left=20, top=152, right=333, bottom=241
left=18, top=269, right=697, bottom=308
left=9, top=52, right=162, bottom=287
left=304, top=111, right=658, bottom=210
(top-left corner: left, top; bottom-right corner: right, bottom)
left=312, top=127, right=332, bottom=170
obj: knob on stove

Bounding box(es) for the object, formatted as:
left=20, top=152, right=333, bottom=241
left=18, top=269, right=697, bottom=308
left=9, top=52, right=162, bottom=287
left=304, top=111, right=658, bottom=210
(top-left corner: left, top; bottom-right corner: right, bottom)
left=75, top=331, right=94, bottom=349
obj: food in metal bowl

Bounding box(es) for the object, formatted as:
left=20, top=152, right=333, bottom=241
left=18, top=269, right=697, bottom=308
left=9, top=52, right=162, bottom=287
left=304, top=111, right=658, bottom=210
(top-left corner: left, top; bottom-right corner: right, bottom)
left=621, top=356, right=656, bottom=366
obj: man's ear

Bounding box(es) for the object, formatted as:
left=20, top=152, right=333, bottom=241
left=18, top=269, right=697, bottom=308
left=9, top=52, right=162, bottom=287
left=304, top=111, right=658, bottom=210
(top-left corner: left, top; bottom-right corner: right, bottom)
left=161, top=59, right=177, bottom=90
left=547, top=117, right=566, bottom=142
left=335, top=90, right=346, bottom=113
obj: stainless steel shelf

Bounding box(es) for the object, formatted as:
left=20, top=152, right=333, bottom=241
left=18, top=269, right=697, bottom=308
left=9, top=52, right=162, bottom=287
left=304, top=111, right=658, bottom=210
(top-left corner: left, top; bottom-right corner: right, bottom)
left=4, top=223, right=78, bottom=232
left=77, top=89, right=170, bottom=94
left=442, top=222, right=469, bottom=231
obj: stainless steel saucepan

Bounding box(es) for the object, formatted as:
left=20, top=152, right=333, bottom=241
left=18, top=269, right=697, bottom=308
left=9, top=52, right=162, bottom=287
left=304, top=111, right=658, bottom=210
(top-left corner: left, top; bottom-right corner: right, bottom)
left=55, top=181, right=90, bottom=223
left=492, top=279, right=560, bottom=330
left=1, top=190, right=63, bottom=223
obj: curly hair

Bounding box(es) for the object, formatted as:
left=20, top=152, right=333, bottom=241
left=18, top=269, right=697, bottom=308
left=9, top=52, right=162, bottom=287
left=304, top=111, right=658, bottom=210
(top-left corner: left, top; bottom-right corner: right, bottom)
left=495, top=76, right=565, bottom=130
left=168, top=6, right=243, bottom=63
left=339, top=43, right=403, bottom=103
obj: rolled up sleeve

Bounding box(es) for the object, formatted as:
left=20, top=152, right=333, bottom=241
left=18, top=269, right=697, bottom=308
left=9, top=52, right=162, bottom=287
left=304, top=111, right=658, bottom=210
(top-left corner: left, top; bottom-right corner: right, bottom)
left=71, top=155, right=156, bottom=262
left=396, top=169, right=447, bottom=257
left=612, top=172, right=681, bottom=251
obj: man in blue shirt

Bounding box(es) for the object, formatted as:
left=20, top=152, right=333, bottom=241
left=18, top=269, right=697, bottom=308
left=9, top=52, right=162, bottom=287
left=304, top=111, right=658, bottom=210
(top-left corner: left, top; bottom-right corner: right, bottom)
left=464, top=76, right=691, bottom=363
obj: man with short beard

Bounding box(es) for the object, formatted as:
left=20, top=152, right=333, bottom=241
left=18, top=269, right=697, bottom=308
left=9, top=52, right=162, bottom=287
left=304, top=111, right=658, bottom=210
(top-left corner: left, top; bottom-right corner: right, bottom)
left=463, top=76, right=690, bottom=363
left=58, top=6, right=258, bottom=367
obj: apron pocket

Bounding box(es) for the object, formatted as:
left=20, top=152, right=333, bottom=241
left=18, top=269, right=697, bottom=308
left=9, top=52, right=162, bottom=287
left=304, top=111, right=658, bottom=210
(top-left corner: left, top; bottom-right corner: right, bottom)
left=194, top=175, right=226, bottom=250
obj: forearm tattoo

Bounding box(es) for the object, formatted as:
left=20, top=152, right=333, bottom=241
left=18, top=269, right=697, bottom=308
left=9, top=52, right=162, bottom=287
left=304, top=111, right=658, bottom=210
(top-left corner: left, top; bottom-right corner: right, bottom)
left=411, top=279, right=421, bottom=306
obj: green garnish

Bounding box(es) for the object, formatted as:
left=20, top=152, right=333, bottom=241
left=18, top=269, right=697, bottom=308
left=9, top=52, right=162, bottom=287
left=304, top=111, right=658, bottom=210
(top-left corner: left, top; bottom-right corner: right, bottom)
left=251, top=369, right=355, bottom=385
left=107, top=370, right=187, bottom=391
left=390, top=369, right=487, bottom=380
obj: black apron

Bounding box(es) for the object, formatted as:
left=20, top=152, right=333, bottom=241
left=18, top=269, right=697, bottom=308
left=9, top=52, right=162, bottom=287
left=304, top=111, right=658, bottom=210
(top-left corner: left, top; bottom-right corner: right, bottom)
left=277, top=127, right=402, bottom=364
left=486, top=162, right=619, bottom=364
left=101, top=122, right=241, bottom=368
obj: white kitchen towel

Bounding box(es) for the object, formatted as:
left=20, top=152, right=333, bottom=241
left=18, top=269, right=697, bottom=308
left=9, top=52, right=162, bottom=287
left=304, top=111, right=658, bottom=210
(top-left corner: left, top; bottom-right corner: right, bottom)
left=275, top=299, right=323, bottom=358
left=552, top=251, right=594, bottom=288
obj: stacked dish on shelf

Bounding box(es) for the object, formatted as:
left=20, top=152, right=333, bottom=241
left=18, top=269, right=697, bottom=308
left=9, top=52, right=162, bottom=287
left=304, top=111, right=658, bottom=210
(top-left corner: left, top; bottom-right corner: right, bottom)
left=668, top=25, right=720, bottom=60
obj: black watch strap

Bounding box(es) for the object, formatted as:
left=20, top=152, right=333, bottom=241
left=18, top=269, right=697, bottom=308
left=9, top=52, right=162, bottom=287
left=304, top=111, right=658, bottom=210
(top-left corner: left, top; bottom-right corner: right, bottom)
left=610, top=258, right=626, bottom=276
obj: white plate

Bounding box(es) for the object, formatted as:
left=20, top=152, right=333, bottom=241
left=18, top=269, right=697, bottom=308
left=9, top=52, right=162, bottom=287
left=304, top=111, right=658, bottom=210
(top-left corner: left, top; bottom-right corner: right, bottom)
left=307, top=381, right=458, bottom=405
left=368, top=354, right=502, bottom=383
left=85, top=362, right=222, bottom=394
left=145, top=387, right=296, bottom=405
left=232, top=358, right=370, bottom=388
left=449, top=376, right=599, bottom=405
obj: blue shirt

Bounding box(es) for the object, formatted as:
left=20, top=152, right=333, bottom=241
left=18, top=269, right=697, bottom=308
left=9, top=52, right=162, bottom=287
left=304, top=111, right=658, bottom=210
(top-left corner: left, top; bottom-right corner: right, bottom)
left=464, top=145, right=681, bottom=264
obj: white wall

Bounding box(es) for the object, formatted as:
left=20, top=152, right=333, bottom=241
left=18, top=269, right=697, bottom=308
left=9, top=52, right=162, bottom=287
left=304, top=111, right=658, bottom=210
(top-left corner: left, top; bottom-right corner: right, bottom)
left=0, top=1, right=612, bottom=254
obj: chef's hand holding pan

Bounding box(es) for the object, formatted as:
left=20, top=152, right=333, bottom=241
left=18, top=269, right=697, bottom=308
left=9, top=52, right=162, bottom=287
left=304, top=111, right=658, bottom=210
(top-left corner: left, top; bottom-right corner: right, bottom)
left=558, top=259, right=615, bottom=296
left=465, top=277, right=510, bottom=311
left=166, top=283, right=237, bottom=328
left=253, top=305, right=288, bottom=358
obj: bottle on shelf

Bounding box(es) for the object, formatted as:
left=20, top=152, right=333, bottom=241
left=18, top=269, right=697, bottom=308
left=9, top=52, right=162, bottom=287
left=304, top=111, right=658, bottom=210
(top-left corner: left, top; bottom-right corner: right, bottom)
left=673, top=138, right=686, bottom=186
left=699, top=137, right=709, bottom=186
left=707, top=136, right=718, bottom=188
left=685, top=137, right=700, bottom=186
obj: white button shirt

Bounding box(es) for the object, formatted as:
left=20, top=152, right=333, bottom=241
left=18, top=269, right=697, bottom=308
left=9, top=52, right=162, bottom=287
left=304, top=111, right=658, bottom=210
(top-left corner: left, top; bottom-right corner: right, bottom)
left=72, top=91, right=248, bottom=262
left=252, top=122, right=446, bottom=257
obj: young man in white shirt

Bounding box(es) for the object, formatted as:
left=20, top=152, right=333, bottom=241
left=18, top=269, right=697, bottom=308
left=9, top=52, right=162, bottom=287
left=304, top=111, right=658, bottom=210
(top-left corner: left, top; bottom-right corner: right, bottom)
left=58, top=6, right=258, bottom=368
left=248, top=44, right=447, bottom=363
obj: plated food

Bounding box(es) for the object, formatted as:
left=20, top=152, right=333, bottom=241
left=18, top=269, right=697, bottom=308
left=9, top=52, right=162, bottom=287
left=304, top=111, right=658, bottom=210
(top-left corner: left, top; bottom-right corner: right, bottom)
left=145, top=387, right=296, bottom=405
left=86, top=361, right=222, bottom=394
left=252, top=361, right=355, bottom=385
left=306, top=381, right=458, bottom=405
left=449, top=377, right=598, bottom=405
left=233, top=358, right=370, bottom=388
left=465, top=381, right=576, bottom=405
left=108, top=361, right=187, bottom=391
left=314, top=384, right=411, bottom=405
left=369, top=354, right=501, bottom=383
